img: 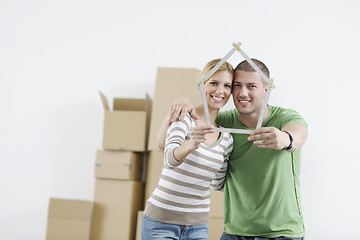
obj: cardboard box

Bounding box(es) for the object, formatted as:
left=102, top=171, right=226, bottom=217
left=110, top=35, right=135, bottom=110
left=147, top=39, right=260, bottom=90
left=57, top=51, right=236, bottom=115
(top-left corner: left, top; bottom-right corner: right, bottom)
left=147, top=67, right=201, bottom=150
left=144, top=150, right=164, bottom=207
left=210, top=189, right=224, bottom=218
left=46, top=198, right=92, bottom=240
left=135, top=210, right=144, bottom=240
left=91, top=179, right=144, bottom=240
left=95, top=150, right=144, bottom=181
left=99, top=91, right=152, bottom=152
left=209, top=217, right=224, bottom=239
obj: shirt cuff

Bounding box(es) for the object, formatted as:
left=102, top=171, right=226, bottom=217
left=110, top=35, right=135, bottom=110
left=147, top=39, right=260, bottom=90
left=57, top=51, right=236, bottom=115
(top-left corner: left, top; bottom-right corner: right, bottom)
left=166, top=148, right=182, bottom=167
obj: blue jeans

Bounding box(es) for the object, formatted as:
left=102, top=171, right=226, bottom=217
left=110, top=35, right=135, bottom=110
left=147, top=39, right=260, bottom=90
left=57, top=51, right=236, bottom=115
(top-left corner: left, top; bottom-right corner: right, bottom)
left=141, top=214, right=209, bottom=240
left=220, top=232, right=304, bottom=240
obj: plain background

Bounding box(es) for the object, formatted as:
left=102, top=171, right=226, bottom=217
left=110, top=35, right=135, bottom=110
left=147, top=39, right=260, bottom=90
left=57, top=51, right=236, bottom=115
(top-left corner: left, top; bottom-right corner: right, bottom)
left=1, top=0, right=359, bottom=239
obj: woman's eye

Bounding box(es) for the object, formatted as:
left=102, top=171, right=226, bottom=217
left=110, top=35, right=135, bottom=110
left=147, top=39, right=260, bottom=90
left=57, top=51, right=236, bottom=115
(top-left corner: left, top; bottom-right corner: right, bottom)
left=210, top=82, right=217, bottom=85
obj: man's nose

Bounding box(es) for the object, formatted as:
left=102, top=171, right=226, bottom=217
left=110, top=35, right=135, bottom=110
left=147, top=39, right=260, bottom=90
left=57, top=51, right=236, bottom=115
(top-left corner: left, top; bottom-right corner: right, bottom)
left=238, top=87, right=248, bottom=97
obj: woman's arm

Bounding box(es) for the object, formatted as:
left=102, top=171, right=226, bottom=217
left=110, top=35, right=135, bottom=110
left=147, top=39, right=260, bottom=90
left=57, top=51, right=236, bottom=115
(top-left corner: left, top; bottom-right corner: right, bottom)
left=156, top=97, right=199, bottom=151
left=210, top=159, right=228, bottom=191
left=156, top=113, right=171, bottom=151
left=164, top=116, right=214, bottom=168
left=211, top=136, right=233, bottom=191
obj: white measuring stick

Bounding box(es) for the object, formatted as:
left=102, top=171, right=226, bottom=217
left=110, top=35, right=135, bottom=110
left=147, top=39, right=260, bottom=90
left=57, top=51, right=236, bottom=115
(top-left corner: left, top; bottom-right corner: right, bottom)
left=199, top=77, right=212, bottom=125
left=202, top=42, right=242, bottom=82
left=256, top=85, right=272, bottom=129
left=199, top=41, right=276, bottom=134
left=235, top=45, right=275, bottom=89
left=214, top=127, right=253, bottom=134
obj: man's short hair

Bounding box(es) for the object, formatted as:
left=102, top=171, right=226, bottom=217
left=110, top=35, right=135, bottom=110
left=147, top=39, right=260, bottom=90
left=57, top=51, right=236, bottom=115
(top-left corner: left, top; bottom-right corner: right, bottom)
left=235, top=59, right=270, bottom=79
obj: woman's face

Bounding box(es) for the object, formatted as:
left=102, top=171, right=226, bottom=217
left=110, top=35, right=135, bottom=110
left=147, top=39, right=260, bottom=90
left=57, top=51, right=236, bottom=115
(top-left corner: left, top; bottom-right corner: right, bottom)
left=204, top=70, right=233, bottom=111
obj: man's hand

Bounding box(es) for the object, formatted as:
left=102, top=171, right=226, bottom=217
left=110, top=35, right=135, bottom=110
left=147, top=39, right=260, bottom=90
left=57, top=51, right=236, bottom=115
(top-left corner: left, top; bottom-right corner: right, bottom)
left=247, top=127, right=290, bottom=150
left=169, top=97, right=199, bottom=123
left=247, top=124, right=308, bottom=152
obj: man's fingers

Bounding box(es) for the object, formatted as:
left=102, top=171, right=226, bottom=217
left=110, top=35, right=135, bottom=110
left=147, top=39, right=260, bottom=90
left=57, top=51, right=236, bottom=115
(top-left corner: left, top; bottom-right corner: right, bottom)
left=251, top=129, right=285, bottom=150
left=253, top=141, right=282, bottom=149
left=248, top=132, right=270, bottom=141
left=178, top=107, right=189, bottom=121
left=169, top=105, right=198, bottom=123
left=169, top=105, right=178, bottom=123
left=250, top=127, right=275, bottom=135
left=248, top=127, right=278, bottom=141
left=189, top=108, right=199, bottom=120
left=178, top=106, right=197, bottom=121
left=254, top=142, right=276, bottom=149
left=169, top=105, right=184, bottom=123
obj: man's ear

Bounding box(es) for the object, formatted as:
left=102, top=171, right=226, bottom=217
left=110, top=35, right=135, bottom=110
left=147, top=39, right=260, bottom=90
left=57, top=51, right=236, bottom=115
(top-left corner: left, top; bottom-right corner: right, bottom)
left=263, top=86, right=268, bottom=99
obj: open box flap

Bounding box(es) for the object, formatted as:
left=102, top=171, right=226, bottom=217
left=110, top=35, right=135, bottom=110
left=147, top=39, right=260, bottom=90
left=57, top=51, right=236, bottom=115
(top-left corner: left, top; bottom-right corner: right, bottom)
left=99, top=91, right=110, bottom=111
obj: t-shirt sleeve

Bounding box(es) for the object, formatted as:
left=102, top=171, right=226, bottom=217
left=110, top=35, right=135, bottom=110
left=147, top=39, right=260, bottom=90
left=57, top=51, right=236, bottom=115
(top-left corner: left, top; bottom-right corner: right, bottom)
left=280, top=109, right=308, bottom=129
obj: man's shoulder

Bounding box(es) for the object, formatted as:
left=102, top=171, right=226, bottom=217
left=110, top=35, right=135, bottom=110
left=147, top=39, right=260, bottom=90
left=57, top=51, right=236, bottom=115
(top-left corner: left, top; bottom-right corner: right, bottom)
left=270, top=105, right=290, bottom=111
left=269, top=105, right=302, bottom=116
left=269, top=105, right=307, bottom=127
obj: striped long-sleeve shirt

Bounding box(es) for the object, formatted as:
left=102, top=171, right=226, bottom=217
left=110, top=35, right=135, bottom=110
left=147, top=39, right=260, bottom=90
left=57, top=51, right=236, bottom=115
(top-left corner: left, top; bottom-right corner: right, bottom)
left=144, top=113, right=233, bottom=225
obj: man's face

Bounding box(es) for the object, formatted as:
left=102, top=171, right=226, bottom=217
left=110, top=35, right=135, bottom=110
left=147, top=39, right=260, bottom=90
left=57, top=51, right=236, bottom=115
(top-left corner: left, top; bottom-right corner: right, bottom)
left=232, top=70, right=267, bottom=116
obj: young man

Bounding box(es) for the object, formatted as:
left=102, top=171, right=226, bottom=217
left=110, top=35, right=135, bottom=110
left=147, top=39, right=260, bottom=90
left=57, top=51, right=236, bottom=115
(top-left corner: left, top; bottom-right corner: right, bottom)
left=163, top=59, right=308, bottom=239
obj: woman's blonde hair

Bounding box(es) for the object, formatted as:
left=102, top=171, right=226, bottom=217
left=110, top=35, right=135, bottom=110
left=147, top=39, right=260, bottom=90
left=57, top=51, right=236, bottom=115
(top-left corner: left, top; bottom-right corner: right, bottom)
left=200, top=58, right=234, bottom=80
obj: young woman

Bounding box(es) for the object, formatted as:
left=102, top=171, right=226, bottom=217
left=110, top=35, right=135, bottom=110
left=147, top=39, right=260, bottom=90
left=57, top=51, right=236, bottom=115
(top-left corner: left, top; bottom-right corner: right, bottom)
left=141, top=59, right=234, bottom=240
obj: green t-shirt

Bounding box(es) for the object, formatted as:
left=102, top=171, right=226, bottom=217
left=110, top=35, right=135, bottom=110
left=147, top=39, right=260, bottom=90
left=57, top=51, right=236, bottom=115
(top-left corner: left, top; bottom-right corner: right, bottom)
left=216, top=105, right=308, bottom=238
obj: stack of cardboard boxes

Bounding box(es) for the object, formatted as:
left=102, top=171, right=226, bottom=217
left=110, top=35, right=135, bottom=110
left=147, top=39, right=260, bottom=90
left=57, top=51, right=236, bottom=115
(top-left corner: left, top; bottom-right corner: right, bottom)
left=46, top=67, right=226, bottom=240
left=90, top=92, right=151, bottom=240
left=208, top=190, right=225, bottom=239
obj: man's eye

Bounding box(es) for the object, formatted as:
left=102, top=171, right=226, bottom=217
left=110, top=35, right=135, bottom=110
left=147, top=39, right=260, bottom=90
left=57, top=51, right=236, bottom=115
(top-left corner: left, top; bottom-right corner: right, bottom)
left=225, top=85, right=232, bottom=88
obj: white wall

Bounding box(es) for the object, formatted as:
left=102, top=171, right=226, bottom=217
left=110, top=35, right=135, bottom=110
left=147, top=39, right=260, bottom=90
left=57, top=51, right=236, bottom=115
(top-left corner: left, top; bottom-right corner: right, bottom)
left=1, top=0, right=359, bottom=239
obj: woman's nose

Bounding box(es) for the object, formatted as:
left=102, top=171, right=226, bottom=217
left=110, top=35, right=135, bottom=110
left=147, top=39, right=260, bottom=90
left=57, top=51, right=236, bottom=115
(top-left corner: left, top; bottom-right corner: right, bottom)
left=215, top=85, right=226, bottom=93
